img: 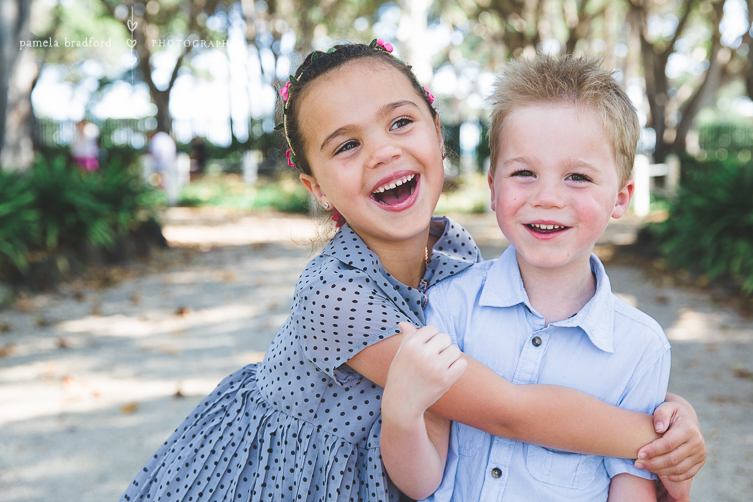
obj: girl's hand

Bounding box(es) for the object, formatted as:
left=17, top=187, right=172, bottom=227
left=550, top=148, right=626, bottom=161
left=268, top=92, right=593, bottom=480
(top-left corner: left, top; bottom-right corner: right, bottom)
left=634, top=394, right=704, bottom=502
left=382, top=323, right=467, bottom=421
left=635, top=394, right=706, bottom=481
left=655, top=478, right=691, bottom=502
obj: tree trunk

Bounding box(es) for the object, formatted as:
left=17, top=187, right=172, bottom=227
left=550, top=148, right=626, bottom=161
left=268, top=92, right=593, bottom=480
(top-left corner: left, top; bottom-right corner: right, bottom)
left=0, top=0, right=33, bottom=171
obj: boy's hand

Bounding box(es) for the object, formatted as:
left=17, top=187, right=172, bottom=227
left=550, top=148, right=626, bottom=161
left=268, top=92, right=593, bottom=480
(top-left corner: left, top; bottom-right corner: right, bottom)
left=382, top=323, right=467, bottom=420
left=635, top=395, right=706, bottom=481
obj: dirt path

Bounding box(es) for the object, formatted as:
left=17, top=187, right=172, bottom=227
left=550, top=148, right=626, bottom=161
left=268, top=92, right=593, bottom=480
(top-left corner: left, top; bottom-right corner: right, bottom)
left=0, top=209, right=751, bottom=501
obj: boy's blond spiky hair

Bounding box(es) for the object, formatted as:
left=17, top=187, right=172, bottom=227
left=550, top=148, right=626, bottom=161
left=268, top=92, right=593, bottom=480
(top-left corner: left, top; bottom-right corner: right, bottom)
left=488, top=54, right=639, bottom=188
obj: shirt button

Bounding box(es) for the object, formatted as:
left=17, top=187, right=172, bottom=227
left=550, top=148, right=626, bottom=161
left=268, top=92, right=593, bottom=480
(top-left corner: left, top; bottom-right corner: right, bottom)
left=491, top=467, right=502, bottom=478
left=532, top=336, right=542, bottom=347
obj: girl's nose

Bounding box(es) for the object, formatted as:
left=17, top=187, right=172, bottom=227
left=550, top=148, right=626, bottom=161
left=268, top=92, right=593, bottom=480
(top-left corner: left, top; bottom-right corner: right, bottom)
left=367, top=141, right=401, bottom=169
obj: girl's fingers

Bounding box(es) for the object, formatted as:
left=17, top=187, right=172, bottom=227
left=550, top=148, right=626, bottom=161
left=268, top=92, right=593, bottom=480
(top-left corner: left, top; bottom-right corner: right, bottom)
left=397, top=322, right=419, bottom=338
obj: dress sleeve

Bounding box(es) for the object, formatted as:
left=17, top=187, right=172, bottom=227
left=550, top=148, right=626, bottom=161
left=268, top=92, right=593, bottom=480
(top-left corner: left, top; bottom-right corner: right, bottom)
left=604, top=346, right=671, bottom=479
left=297, top=269, right=414, bottom=385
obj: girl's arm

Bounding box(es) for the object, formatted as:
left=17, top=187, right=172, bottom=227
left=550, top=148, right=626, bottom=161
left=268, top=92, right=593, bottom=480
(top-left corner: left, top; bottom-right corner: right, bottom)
left=607, top=474, right=657, bottom=502
left=350, top=326, right=659, bottom=459
left=380, top=324, right=466, bottom=499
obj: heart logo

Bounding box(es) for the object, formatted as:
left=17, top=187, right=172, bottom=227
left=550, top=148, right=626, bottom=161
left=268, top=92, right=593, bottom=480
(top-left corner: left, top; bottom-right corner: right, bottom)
left=127, top=19, right=137, bottom=31
left=127, top=39, right=136, bottom=48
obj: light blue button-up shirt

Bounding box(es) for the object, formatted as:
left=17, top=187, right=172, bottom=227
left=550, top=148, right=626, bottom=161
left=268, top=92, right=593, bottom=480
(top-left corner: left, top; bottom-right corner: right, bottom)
left=423, top=246, right=671, bottom=502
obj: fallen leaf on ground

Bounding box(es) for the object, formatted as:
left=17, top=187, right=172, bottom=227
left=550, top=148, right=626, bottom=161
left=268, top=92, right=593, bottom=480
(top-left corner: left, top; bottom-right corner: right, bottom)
left=733, top=367, right=753, bottom=380
left=35, top=316, right=52, bottom=327
left=655, top=295, right=670, bottom=306
left=159, top=345, right=180, bottom=355
left=90, top=303, right=102, bottom=316
left=0, top=344, right=14, bottom=357
left=174, top=306, right=191, bottom=316
left=130, top=293, right=141, bottom=305
left=15, top=298, right=35, bottom=312
left=0, top=322, right=11, bottom=333
left=57, top=338, right=70, bottom=349
left=174, top=388, right=184, bottom=399
left=120, top=402, right=139, bottom=414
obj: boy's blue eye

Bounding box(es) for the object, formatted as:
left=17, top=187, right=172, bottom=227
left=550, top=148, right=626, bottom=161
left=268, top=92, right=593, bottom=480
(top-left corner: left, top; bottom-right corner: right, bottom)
left=390, top=117, right=413, bottom=130
left=568, top=173, right=591, bottom=182
left=512, top=170, right=534, bottom=177
left=335, top=140, right=359, bottom=154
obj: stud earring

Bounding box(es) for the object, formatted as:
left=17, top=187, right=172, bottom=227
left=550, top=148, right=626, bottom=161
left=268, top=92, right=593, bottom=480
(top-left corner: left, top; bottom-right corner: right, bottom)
left=442, top=151, right=447, bottom=160
left=322, top=201, right=330, bottom=209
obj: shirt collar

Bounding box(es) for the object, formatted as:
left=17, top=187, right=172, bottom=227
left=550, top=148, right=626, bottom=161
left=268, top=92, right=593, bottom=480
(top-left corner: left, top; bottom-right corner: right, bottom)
left=321, top=216, right=481, bottom=289
left=479, top=246, right=615, bottom=353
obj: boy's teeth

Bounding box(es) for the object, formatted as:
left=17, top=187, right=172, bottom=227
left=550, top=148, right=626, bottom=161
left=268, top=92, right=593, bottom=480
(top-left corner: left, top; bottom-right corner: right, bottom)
left=373, top=174, right=415, bottom=194
left=530, top=223, right=565, bottom=230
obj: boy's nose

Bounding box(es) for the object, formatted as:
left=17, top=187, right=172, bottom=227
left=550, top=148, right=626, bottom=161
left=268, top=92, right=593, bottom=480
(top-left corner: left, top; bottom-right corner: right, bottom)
left=531, top=181, right=565, bottom=208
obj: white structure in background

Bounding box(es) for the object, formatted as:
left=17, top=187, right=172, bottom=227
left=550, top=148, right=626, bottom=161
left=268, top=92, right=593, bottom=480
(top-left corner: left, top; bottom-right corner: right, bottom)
left=632, top=153, right=680, bottom=217
left=243, top=150, right=261, bottom=185
left=399, top=0, right=432, bottom=83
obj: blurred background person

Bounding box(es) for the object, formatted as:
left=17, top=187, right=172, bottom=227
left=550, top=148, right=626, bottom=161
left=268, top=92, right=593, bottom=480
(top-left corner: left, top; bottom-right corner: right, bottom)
left=70, top=120, right=99, bottom=172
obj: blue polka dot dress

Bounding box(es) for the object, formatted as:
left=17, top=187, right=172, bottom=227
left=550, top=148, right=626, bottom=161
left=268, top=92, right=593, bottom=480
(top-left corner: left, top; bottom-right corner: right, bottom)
left=121, top=217, right=482, bottom=502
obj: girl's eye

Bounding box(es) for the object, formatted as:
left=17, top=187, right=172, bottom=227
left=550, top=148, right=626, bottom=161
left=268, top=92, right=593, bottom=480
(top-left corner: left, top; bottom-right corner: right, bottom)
left=568, top=173, right=592, bottom=182
left=511, top=170, right=535, bottom=177
left=335, top=140, right=359, bottom=154
left=390, top=116, right=413, bottom=130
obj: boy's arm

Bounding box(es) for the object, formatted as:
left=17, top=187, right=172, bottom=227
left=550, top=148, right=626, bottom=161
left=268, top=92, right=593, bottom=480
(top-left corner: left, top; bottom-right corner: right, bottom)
left=607, top=474, right=657, bottom=502
left=380, top=323, right=466, bottom=499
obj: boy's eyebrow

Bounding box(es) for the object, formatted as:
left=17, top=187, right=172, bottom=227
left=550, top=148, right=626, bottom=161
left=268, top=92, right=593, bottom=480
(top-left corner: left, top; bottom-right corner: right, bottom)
left=319, top=100, right=419, bottom=151
left=503, top=156, right=536, bottom=168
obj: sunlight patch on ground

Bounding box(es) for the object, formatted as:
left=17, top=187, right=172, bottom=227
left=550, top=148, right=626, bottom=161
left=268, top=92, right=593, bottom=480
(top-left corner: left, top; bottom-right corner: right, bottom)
left=57, top=304, right=262, bottom=338
left=0, top=374, right=223, bottom=426
left=666, top=309, right=753, bottom=342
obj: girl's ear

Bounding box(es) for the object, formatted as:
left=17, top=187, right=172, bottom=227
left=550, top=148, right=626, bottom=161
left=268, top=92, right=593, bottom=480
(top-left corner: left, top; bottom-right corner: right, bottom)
left=299, top=173, right=327, bottom=206
left=434, top=114, right=444, bottom=153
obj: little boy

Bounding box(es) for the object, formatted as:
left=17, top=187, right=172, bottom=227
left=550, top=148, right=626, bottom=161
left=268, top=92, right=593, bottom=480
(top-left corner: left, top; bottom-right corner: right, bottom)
left=382, top=55, right=671, bottom=501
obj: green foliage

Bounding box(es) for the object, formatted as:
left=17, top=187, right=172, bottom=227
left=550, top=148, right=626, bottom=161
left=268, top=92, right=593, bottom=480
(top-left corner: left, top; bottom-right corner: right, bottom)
left=0, top=171, right=39, bottom=270
left=645, top=159, right=753, bottom=295
left=29, top=156, right=118, bottom=250
left=434, top=173, right=490, bottom=215
left=178, top=174, right=309, bottom=213
left=0, top=155, right=162, bottom=277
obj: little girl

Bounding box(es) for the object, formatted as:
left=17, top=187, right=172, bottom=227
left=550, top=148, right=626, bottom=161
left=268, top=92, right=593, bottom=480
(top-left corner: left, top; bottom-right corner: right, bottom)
left=121, top=42, right=704, bottom=502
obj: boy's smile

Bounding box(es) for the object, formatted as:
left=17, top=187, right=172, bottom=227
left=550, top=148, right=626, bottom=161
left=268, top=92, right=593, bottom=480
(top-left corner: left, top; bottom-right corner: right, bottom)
left=489, top=103, right=633, bottom=277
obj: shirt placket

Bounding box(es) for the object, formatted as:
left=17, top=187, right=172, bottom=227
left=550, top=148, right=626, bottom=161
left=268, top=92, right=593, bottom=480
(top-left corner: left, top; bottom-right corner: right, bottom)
left=480, top=305, right=550, bottom=501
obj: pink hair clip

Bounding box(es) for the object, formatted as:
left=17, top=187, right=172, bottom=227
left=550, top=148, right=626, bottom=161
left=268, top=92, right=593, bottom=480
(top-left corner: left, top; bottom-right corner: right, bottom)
left=280, top=82, right=291, bottom=102
left=424, top=87, right=434, bottom=104
left=286, top=149, right=296, bottom=167
left=376, top=39, right=393, bottom=53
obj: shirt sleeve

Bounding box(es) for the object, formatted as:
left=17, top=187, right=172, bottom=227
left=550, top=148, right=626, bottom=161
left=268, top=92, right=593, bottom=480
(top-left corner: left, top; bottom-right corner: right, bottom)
left=604, top=346, right=672, bottom=480
left=425, top=281, right=462, bottom=348
left=297, top=269, right=414, bottom=386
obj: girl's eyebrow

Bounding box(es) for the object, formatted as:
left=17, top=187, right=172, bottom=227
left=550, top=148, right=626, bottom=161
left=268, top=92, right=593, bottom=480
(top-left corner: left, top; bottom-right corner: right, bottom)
left=319, top=100, right=419, bottom=151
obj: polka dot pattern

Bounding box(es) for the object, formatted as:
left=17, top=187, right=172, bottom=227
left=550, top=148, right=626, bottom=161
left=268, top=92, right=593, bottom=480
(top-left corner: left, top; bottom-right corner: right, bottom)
left=121, top=217, right=482, bottom=502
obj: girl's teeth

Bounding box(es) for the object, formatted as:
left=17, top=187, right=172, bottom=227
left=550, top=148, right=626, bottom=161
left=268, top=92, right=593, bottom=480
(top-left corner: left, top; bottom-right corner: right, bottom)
left=373, top=174, right=415, bottom=194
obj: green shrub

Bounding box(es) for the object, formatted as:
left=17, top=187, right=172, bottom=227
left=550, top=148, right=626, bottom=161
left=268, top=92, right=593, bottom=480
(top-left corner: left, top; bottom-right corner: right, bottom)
left=645, top=158, right=753, bottom=294
left=0, top=155, right=162, bottom=280
left=0, top=171, right=39, bottom=270
left=178, top=174, right=310, bottom=213
left=29, top=156, right=118, bottom=251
